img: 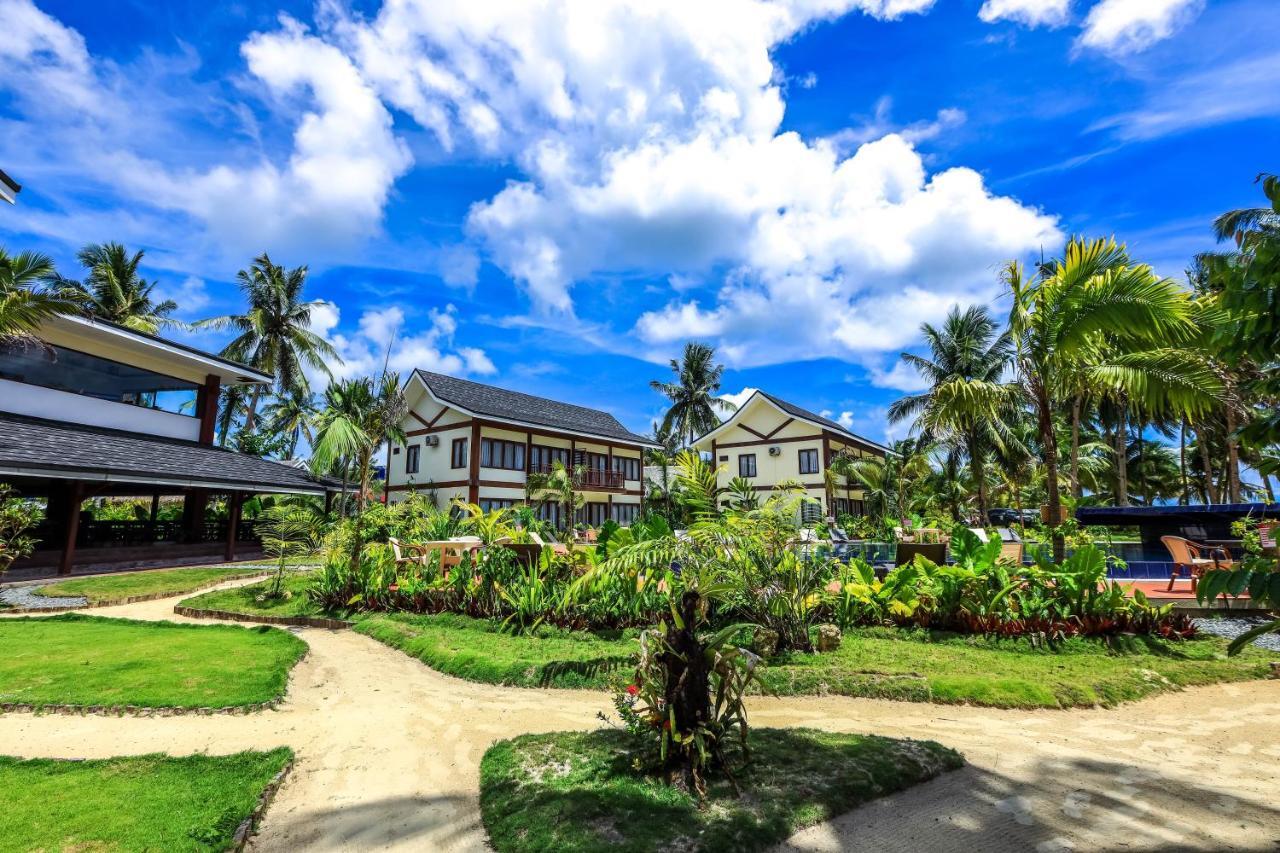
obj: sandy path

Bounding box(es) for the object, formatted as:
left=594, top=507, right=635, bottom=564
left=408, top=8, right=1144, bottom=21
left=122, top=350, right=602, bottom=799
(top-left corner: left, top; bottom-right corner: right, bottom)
left=1, top=582, right=1278, bottom=852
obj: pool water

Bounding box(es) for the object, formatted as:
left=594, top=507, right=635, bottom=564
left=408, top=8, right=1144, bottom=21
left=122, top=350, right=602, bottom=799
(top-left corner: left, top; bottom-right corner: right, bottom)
left=832, top=541, right=1177, bottom=579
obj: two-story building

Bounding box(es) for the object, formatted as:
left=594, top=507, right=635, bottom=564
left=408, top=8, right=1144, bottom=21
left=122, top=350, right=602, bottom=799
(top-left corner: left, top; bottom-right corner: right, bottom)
left=691, top=390, right=889, bottom=521
left=0, top=313, right=336, bottom=574
left=386, top=371, right=657, bottom=527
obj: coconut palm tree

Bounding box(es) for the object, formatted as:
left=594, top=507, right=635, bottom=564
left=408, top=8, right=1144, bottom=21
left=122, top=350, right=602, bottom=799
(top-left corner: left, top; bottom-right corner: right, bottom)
left=197, top=253, right=339, bottom=434
left=845, top=437, right=933, bottom=528
left=262, top=389, right=319, bottom=458
left=644, top=420, right=681, bottom=523
left=311, top=373, right=407, bottom=515
left=526, top=459, right=586, bottom=530
left=48, top=242, right=178, bottom=332
left=650, top=342, right=737, bottom=447
left=887, top=305, right=1017, bottom=521
left=1004, top=237, right=1221, bottom=560
left=0, top=248, right=74, bottom=340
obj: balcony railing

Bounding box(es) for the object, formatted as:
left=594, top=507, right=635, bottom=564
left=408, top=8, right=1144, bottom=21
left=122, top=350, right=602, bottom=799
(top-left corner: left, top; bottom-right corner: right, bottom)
left=529, top=463, right=626, bottom=492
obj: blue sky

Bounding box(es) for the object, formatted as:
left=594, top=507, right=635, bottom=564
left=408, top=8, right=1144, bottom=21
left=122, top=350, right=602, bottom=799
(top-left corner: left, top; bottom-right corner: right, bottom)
left=2, top=0, right=1277, bottom=444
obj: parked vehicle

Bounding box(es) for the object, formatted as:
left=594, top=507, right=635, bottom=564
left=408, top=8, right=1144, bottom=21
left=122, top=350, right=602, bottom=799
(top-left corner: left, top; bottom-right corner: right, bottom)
left=987, top=508, right=1038, bottom=527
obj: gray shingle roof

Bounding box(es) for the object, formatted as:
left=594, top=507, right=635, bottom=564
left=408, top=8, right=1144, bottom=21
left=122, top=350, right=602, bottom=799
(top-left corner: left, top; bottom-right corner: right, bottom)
left=756, top=391, right=891, bottom=454
left=416, top=370, right=656, bottom=446
left=0, top=412, right=332, bottom=493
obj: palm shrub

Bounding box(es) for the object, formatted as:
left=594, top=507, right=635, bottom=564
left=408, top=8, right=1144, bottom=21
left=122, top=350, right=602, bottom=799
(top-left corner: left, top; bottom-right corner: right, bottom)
left=0, top=484, right=40, bottom=578
left=256, top=505, right=322, bottom=598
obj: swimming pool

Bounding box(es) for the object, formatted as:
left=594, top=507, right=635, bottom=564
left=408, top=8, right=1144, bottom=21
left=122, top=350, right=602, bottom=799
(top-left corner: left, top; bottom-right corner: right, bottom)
left=830, top=541, right=1177, bottom=579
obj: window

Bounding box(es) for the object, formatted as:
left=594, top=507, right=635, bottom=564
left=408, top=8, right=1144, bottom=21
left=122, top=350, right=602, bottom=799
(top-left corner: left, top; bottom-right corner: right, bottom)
left=481, top=437, right=525, bottom=471
left=405, top=444, right=420, bottom=474
left=579, top=502, right=609, bottom=527
left=529, top=444, right=569, bottom=472
left=0, top=340, right=199, bottom=416
left=536, top=501, right=563, bottom=529
left=798, top=448, right=819, bottom=475
left=582, top=451, right=608, bottom=471
left=479, top=498, right=517, bottom=512
left=451, top=437, right=468, bottom=469
left=611, top=456, right=641, bottom=481
left=612, top=502, right=640, bottom=525
left=738, top=454, right=757, bottom=478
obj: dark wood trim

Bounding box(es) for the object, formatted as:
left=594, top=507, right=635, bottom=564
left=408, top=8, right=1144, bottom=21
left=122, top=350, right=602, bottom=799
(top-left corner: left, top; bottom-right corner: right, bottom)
left=737, top=423, right=767, bottom=440
left=715, top=434, right=822, bottom=450
left=822, top=429, right=886, bottom=457
left=197, top=374, right=220, bottom=446
left=468, top=421, right=482, bottom=503
left=224, top=491, right=242, bottom=561
left=750, top=482, right=826, bottom=492
left=822, top=433, right=833, bottom=511
left=408, top=405, right=449, bottom=429
left=405, top=418, right=473, bottom=437
left=386, top=479, right=469, bottom=493
left=59, top=480, right=84, bottom=576
left=408, top=409, right=432, bottom=428
left=764, top=417, right=795, bottom=439
left=473, top=418, right=647, bottom=455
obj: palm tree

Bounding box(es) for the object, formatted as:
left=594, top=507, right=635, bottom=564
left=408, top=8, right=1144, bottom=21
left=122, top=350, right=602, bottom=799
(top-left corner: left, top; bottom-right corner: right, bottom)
left=311, top=373, right=407, bottom=515
left=197, top=253, right=339, bottom=434
left=1004, top=237, right=1221, bottom=560
left=845, top=438, right=933, bottom=528
left=526, top=460, right=585, bottom=529
left=49, top=242, right=178, bottom=332
left=650, top=342, right=737, bottom=447
left=644, top=420, right=681, bottom=523
left=887, top=305, right=1016, bottom=521
left=0, top=248, right=74, bottom=340
left=262, top=389, right=319, bottom=458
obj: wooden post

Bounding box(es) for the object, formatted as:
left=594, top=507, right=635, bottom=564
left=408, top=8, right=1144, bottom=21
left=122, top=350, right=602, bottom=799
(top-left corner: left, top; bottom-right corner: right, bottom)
left=467, top=421, right=482, bottom=504
left=196, top=374, right=221, bottom=446
left=59, top=481, right=84, bottom=576
left=324, top=490, right=334, bottom=516
left=224, top=492, right=242, bottom=562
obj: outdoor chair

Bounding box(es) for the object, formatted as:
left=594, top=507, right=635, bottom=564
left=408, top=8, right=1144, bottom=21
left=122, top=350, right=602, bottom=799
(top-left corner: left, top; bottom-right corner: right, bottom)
left=389, top=537, right=432, bottom=568
left=1161, top=535, right=1232, bottom=592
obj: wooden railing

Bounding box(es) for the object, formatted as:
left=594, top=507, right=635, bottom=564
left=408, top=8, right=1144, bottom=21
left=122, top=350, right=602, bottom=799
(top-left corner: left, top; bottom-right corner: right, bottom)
left=529, top=463, right=625, bottom=492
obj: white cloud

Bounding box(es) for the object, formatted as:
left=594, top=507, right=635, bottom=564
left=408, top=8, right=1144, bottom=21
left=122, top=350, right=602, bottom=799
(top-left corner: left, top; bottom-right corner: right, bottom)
left=978, top=0, right=1071, bottom=27
left=868, top=359, right=932, bottom=392
left=824, top=96, right=966, bottom=153
left=304, top=301, right=496, bottom=390
left=719, top=387, right=759, bottom=411
left=1077, top=0, right=1203, bottom=55
left=1091, top=51, right=1280, bottom=140
left=156, top=276, right=212, bottom=318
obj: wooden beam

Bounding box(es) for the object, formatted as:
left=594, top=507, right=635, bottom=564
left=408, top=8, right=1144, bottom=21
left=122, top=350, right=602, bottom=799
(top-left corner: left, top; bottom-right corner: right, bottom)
left=468, top=421, right=482, bottom=503
left=224, top=492, right=242, bottom=562
left=196, top=374, right=221, bottom=446
left=58, top=480, right=84, bottom=576
left=405, top=418, right=473, bottom=437
left=764, top=417, right=795, bottom=439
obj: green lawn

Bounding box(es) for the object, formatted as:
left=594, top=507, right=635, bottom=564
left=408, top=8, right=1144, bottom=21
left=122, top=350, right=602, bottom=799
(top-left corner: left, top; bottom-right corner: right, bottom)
left=0, top=614, right=307, bottom=709
left=480, top=728, right=962, bottom=852
left=37, top=564, right=270, bottom=604
left=179, top=578, right=1275, bottom=708
left=179, top=571, right=322, bottom=619
left=0, top=749, right=292, bottom=851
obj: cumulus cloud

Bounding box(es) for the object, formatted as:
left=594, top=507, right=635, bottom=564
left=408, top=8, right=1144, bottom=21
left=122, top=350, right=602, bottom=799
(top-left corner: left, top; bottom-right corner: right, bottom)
left=719, top=387, right=759, bottom=412
left=867, top=359, right=932, bottom=392
left=1076, top=0, right=1203, bottom=55
left=305, top=301, right=496, bottom=390
left=978, top=0, right=1072, bottom=27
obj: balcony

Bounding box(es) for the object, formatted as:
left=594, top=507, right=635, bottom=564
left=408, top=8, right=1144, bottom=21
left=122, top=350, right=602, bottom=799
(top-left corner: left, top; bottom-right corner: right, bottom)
left=530, top=463, right=626, bottom=492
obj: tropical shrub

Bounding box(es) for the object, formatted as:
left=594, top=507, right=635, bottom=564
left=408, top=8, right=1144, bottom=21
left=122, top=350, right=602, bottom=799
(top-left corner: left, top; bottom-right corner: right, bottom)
left=0, top=484, right=40, bottom=577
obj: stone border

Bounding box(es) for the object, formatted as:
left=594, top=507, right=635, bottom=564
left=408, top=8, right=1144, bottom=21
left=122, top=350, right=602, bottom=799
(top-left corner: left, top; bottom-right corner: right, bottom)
left=174, top=604, right=353, bottom=630
left=233, top=758, right=295, bottom=851
left=0, top=696, right=287, bottom=717
left=0, top=571, right=271, bottom=614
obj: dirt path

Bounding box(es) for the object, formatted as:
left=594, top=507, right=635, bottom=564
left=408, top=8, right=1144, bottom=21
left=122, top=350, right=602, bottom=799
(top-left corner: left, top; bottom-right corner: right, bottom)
left=1, top=583, right=1278, bottom=852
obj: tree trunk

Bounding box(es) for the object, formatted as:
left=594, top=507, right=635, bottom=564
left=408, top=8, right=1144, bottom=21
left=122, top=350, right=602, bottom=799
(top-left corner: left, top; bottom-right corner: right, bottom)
left=1263, top=473, right=1277, bottom=504
left=969, top=438, right=987, bottom=524
left=338, top=457, right=351, bottom=520
left=1070, top=395, right=1082, bottom=499
left=1035, top=386, right=1065, bottom=563
left=1114, top=400, right=1129, bottom=506
left=1225, top=404, right=1241, bottom=503
left=242, top=384, right=264, bottom=435
left=1179, top=420, right=1189, bottom=506
left=1198, top=425, right=1219, bottom=503
left=662, top=589, right=712, bottom=790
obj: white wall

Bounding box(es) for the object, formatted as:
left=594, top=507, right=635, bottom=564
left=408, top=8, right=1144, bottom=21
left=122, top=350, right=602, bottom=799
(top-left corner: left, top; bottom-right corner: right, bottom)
left=0, top=377, right=200, bottom=441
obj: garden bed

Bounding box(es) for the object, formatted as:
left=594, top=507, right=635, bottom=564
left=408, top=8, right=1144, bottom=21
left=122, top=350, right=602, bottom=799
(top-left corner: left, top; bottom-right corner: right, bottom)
left=479, top=728, right=962, bottom=852
left=178, top=578, right=1275, bottom=708
left=0, top=749, right=292, bottom=851
left=0, top=614, right=307, bottom=711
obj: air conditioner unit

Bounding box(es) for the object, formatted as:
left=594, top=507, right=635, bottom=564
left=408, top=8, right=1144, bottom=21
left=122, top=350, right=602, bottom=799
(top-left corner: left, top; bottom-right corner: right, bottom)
left=768, top=445, right=781, bottom=456
left=424, top=435, right=440, bottom=447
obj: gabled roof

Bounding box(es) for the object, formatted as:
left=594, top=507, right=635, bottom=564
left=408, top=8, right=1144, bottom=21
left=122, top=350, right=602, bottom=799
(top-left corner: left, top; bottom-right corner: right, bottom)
left=693, top=389, right=891, bottom=454
left=413, top=370, right=657, bottom=447
left=0, top=412, right=332, bottom=494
